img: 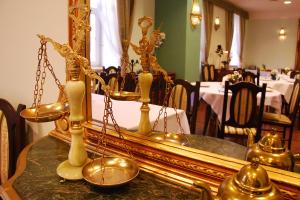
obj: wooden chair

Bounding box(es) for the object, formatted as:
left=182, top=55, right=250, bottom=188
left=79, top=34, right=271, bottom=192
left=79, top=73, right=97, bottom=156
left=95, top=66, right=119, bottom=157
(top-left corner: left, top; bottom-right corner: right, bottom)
left=242, top=69, right=260, bottom=85
left=218, top=81, right=267, bottom=144
left=105, top=73, right=122, bottom=92
left=121, top=72, right=137, bottom=92
left=104, top=66, right=121, bottom=75
left=150, top=73, right=167, bottom=105
left=262, top=79, right=300, bottom=149
left=290, top=70, right=300, bottom=79
left=167, top=79, right=200, bottom=134
left=201, top=64, right=216, bottom=81
left=217, top=68, right=233, bottom=81
left=0, top=99, right=26, bottom=184
left=95, top=72, right=108, bottom=95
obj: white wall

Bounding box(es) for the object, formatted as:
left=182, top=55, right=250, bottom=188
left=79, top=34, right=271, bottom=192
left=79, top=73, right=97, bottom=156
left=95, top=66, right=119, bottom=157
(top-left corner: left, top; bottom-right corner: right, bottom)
left=0, top=0, right=68, bottom=140
left=243, top=18, right=298, bottom=69
left=128, top=0, right=155, bottom=62
left=207, top=5, right=226, bottom=68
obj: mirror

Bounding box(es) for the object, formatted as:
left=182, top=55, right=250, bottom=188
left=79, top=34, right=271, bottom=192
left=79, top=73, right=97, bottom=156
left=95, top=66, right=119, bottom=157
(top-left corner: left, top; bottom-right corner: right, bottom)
left=87, top=0, right=300, bottom=173
left=50, top=0, right=300, bottom=196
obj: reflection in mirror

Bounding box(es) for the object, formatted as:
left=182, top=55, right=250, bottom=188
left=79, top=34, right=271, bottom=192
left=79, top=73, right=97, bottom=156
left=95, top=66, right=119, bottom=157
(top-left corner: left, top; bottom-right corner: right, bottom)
left=88, top=0, right=300, bottom=175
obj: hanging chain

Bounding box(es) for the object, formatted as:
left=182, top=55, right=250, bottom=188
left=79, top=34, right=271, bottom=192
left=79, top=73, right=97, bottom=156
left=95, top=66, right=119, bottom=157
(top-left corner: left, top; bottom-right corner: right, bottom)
left=43, top=44, right=67, bottom=102
left=32, top=42, right=45, bottom=108
left=151, top=80, right=188, bottom=143
left=92, top=90, right=134, bottom=163
left=106, top=91, right=134, bottom=159
left=32, top=40, right=67, bottom=110
left=152, top=81, right=171, bottom=132
left=35, top=45, right=48, bottom=110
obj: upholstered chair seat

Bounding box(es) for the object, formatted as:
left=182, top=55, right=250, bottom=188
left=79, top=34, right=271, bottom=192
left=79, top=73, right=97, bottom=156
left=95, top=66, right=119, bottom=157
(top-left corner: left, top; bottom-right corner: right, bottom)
left=262, top=112, right=292, bottom=125
left=262, top=79, right=300, bottom=149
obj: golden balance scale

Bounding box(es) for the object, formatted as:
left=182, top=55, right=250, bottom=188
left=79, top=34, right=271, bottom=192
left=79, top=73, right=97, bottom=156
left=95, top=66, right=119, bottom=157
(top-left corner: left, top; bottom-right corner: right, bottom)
left=20, top=2, right=187, bottom=187
left=20, top=2, right=138, bottom=186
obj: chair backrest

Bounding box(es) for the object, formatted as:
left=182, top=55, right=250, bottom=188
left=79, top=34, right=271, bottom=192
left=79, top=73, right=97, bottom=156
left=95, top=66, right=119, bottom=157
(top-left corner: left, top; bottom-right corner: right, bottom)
left=217, top=68, right=232, bottom=81
left=287, top=79, right=300, bottom=121
left=106, top=74, right=122, bottom=92
left=150, top=73, right=167, bottom=105
left=104, top=66, right=121, bottom=75
left=220, top=81, right=266, bottom=141
left=121, top=72, right=137, bottom=92
left=290, top=70, right=300, bottom=79
left=95, top=72, right=108, bottom=95
left=167, top=79, right=200, bottom=134
left=242, top=69, right=260, bottom=85
left=201, top=64, right=216, bottom=81
left=0, top=99, right=26, bottom=184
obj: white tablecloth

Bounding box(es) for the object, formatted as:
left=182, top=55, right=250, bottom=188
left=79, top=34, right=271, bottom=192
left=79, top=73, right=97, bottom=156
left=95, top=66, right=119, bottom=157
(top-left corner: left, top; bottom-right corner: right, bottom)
left=199, top=82, right=282, bottom=121
left=260, top=76, right=294, bottom=102
left=91, top=94, right=190, bottom=134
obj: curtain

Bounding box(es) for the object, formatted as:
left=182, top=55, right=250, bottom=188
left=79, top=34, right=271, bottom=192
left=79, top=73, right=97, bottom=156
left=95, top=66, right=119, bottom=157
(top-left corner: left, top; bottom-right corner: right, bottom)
left=225, top=10, right=234, bottom=55
left=229, top=14, right=241, bottom=67
left=117, top=0, right=135, bottom=76
left=90, top=0, right=122, bottom=68
left=239, top=15, right=246, bottom=64
left=203, top=0, right=214, bottom=63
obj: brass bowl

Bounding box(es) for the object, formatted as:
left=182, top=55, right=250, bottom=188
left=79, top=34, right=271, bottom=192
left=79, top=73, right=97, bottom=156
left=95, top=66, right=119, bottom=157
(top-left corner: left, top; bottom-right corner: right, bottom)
left=20, top=102, right=69, bottom=122
left=82, top=157, right=139, bottom=187
left=148, top=132, right=188, bottom=146
left=110, top=91, right=140, bottom=101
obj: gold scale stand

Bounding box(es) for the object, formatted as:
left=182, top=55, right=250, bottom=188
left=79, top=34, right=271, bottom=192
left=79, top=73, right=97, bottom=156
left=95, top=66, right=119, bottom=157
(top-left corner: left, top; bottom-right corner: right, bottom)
left=21, top=1, right=187, bottom=183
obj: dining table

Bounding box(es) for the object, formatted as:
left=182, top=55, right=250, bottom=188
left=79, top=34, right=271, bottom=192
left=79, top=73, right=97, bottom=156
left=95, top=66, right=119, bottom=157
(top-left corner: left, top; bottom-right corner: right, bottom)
left=260, top=74, right=295, bottom=102
left=91, top=93, right=191, bottom=134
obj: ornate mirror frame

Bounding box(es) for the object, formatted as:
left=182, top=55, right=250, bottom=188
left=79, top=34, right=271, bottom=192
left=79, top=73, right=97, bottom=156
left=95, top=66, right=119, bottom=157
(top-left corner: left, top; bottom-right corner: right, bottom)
left=50, top=0, right=300, bottom=199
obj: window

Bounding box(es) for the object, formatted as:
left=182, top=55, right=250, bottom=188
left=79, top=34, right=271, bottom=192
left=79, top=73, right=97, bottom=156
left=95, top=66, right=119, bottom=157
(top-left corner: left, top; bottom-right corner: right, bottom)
left=229, top=14, right=241, bottom=67
left=90, top=0, right=122, bottom=68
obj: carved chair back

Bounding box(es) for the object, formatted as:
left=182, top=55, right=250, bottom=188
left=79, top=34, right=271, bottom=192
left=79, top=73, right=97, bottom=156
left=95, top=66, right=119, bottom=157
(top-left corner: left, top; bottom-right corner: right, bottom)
left=0, top=99, right=26, bottom=184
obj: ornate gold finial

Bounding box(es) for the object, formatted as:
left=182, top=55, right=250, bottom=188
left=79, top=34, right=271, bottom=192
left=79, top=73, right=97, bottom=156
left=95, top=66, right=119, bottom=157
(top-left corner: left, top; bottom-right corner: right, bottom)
left=130, top=17, right=172, bottom=84
left=69, top=1, right=91, bottom=53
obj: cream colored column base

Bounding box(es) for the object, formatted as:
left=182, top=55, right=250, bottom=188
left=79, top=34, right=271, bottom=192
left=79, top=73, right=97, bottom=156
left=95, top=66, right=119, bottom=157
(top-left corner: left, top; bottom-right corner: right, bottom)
left=137, top=72, right=153, bottom=135
left=56, top=159, right=90, bottom=180
left=137, top=103, right=152, bottom=135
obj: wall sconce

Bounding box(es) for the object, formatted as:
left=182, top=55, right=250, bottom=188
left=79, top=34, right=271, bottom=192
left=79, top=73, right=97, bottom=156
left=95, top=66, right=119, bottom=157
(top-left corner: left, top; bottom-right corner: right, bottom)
left=279, top=27, right=287, bottom=40
left=214, top=17, right=220, bottom=31
left=190, top=0, right=201, bottom=28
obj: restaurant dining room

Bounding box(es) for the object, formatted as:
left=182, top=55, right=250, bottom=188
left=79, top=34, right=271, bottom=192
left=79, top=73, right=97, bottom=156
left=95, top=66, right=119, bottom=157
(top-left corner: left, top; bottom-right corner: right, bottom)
left=1, top=0, right=300, bottom=199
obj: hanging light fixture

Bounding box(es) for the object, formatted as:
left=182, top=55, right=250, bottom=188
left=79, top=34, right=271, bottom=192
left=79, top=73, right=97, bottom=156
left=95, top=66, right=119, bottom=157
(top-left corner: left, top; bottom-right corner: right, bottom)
left=279, top=27, right=287, bottom=40
left=214, top=17, right=220, bottom=31
left=190, top=0, right=201, bottom=28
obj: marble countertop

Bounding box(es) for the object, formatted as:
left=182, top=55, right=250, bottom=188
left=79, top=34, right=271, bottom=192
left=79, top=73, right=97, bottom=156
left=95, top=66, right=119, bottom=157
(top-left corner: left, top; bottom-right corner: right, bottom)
left=12, top=136, right=204, bottom=200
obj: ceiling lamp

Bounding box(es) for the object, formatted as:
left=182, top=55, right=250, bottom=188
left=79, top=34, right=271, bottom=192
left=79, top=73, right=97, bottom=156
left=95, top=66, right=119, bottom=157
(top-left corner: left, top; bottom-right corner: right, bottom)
left=279, top=27, right=287, bottom=40
left=190, top=0, right=201, bottom=28
left=283, top=0, right=292, bottom=4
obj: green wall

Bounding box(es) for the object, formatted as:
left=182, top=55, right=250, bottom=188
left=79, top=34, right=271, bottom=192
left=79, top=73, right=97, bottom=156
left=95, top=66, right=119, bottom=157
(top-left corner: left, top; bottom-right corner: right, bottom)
left=155, top=0, right=200, bottom=81
left=155, top=0, right=187, bottom=79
